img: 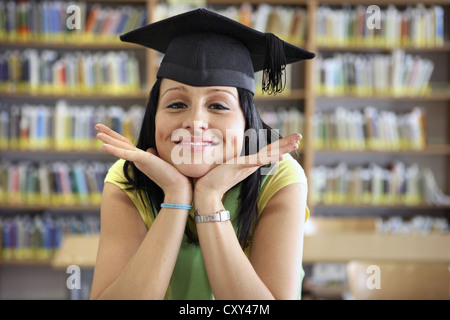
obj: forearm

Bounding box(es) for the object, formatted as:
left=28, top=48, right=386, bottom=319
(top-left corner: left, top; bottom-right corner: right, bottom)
left=195, top=196, right=275, bottom=300
left=96, top=195, right=190, bottom=300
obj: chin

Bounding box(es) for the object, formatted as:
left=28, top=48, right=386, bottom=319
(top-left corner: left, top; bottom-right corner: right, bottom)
left=175, top=163, right=215, bottom=178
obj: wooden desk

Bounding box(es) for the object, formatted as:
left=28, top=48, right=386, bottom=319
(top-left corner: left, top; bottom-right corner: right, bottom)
left=52, top=235, right=99, bottom=269
left=303, top=233, right=450, bottom=263
left=52, top=233, right=450, bottom=268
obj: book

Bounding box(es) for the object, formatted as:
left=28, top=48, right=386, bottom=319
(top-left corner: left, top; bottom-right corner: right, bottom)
left=0, top=160, right=112, bottom=207
left=259, top=107, right=305, bottom=138
left=0, top=1, right=147, bottom=44
left=315, top=50, right=434, bottom=97
left=311, top=162, right=449, bottom=207
left=379, top=215, right=449, bottom=234
left=313, top=106, right=426, bottom=151
left=0, top=49, right=142, bottom=95
left=0, top=212, right=100, bottom=261
left=153, top=3, right=307, bottom=45
left=316, top=4, right=445, bottom=48
left=1, top=100, right=145, bottom=151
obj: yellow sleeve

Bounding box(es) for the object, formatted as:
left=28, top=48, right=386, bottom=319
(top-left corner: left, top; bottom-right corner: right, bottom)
left=257, top=153, right=309, bottom=221
left=104, top=159, right=154, bottom=229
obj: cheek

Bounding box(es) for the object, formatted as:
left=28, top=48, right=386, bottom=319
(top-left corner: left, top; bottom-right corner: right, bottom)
left=154, top=116, right=175, bottom=161
left=222, top=120, right=245, bottom=159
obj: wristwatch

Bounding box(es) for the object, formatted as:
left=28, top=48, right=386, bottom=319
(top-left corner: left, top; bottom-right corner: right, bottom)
left=194, top=209, right=230, bottom=223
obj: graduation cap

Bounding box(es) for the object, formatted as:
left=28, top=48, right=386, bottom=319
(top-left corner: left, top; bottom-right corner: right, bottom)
left=120, top=8, right=315, bottom=95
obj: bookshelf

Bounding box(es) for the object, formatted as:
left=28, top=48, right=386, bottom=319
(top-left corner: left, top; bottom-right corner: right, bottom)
left=309, top=1, right=450, bottom=211
left=0, top=0, right=449, bottom=299
left=0, top=0, right=151, bottom=275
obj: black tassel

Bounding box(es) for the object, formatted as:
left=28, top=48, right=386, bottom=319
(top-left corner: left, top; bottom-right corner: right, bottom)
left=262, top=33, right=286, bottom=95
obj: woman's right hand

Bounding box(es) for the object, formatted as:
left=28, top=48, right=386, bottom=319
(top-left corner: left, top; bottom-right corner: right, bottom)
left=95, top=124, right=193, bottom=198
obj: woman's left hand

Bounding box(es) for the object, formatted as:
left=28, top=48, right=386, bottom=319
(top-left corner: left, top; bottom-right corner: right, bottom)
left=194, top=133, right=302, bottom=202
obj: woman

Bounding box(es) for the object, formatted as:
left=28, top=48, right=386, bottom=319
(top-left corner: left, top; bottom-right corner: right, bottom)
left=90, top=8, right=314, bottom=300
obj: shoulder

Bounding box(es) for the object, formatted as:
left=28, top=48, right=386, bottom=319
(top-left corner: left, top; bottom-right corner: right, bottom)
left=259, top=153, right=308, bottom=197
left=257, top=153, right=309, bottom=218
left=104, top=159, right=128, bottom=186
left=104, top=159, right=154, bottom=229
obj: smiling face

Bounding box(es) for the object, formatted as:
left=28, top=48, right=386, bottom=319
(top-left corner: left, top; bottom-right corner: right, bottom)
left=155, top=79, right=246, bottom=178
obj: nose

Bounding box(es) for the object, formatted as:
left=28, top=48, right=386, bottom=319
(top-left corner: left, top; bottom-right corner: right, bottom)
left=182, top=105, right=208, bottom=133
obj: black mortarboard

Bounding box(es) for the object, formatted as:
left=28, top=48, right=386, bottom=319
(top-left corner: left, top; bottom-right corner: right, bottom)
left=120, top=8, right=315, bottom=95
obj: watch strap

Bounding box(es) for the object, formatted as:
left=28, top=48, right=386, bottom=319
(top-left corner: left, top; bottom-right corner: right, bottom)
left=194, top=209, right=230, bottom=223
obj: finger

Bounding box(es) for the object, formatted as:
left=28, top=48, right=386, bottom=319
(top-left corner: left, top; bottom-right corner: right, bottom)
left=274, top=133, right=301, bottom=149
left=285, top=133, right=302, bottom=143
left=102, top=143, right=145, bottom=163
left=228, top=133, right=301, bottom=167
left=233, top=143, right=280, bottom=167
left=97, top=132, right=137, bottom=152
left=271, top=133, right=301, bottom=151
left=95, top=123, right=135, bottom=148
left=256, top=139, right=299, bottom=165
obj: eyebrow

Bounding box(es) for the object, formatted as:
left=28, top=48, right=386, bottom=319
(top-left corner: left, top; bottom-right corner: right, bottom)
left=161, top=86, right=187, bottom=99
left=161, top=86, right=238, bottom=101
left=207, top=88, right=238, bottom=101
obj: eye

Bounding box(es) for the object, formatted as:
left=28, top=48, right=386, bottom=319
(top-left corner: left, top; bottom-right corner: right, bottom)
left=209, top=103, right=230, bottom=110
left=166, top=102, right=187, bottom=109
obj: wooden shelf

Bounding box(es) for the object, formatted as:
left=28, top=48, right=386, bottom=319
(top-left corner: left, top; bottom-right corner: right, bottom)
left=315, top=91, right=450, bottom=101
left=315, top=145, right=450, bottom=155
left=317, top=0, right=450, bottom=5
left=0, top=90, right=148, bottom=100
left=312, top=204, right=450, bottom=210
left=0, top=204, right=101, bottom=212
left=1, top=40, right=144, bottom=50
left=1, top=148, right=113, bottom=156
left=0, top=258, right=53, bottom=266
left=318, top=43, right=450, bottom=53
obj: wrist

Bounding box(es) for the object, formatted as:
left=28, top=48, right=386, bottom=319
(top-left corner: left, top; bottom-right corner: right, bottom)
left=164, top=189, right=193, bottom=206
left=194, top=192, right=224, bottom=215
left=194, top=186, right=222, bottom=201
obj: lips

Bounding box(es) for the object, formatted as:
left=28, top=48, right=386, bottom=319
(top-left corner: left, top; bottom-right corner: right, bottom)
left=172, top=136, right=219, bottom=153
left=174, top=137, right=219, bottom=146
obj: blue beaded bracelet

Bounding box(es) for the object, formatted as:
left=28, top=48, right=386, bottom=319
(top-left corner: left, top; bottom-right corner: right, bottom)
left=161, top=203, right=193, bottom=210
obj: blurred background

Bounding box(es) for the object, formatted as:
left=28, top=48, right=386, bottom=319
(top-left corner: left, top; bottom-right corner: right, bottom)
left=0, top=0, right=449, bottom=300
